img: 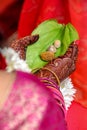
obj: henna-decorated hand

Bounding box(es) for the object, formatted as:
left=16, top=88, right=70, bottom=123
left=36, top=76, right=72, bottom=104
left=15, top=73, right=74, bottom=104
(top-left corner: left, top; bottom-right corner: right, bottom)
left=35, top=43, right=78, bottom=84
left=10, top=34, right=39, bottom=59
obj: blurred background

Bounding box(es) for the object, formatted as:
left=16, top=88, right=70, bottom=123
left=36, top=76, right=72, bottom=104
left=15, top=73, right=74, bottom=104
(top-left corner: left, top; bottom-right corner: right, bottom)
left=0, top=0, right=24, bottom=47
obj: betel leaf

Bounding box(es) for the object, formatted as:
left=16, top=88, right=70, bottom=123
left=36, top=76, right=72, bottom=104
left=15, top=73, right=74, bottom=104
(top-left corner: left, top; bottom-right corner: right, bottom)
left=26, top=19, right=79, bottom=71
left=55, top=23, right=79, bottom=57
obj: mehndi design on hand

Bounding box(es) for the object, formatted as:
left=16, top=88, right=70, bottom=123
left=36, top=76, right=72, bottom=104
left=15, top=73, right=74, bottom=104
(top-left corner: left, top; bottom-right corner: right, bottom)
left=35, top=43, right=78, bottom=84
left=10, top=34, right=39, bottom=59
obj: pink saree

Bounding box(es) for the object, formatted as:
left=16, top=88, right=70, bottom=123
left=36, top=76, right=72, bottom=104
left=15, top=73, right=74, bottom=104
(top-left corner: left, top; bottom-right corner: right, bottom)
left=0, top=71, right=67, bottom=130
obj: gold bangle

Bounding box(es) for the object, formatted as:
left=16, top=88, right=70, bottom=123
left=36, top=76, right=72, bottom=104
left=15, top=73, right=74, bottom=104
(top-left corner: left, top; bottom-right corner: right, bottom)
left=42, top=67, right=60, bottom=85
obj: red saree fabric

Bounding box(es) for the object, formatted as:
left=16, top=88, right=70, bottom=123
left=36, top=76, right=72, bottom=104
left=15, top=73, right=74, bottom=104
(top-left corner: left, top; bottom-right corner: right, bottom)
left=68, top=0, right=87, bottom=107
left=18, top=0, right=69, bottom=38
left=66, top=101, right=87, bottom=130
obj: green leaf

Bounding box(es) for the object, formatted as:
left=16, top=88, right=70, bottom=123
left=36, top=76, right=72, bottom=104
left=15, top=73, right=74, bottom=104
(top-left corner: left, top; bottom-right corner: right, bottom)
left=55, top=23, right=79, bottom=57
left=26, top=20, right=79, bottom=71
left=67, top=23, right=79, bottom=41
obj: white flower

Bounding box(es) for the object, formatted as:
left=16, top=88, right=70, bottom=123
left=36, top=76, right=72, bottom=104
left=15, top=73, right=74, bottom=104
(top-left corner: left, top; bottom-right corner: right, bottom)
left=60, top=78, right=76, bottom=110
left=0, top=48, right=31, bottom=73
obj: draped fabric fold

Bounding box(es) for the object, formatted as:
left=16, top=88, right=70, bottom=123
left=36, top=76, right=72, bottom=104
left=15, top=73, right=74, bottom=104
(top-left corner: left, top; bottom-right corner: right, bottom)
left=18, top=0, right=69, bottom=38
left=68, top=0, right=87, bottom=107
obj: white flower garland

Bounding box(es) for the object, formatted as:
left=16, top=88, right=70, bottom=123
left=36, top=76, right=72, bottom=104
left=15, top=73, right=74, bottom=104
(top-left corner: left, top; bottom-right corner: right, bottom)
left=60, top=78, right=76, bottom=110
left=0, top=48, right=31, bottom=73
left=0, top=47, right=76, bottom=110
